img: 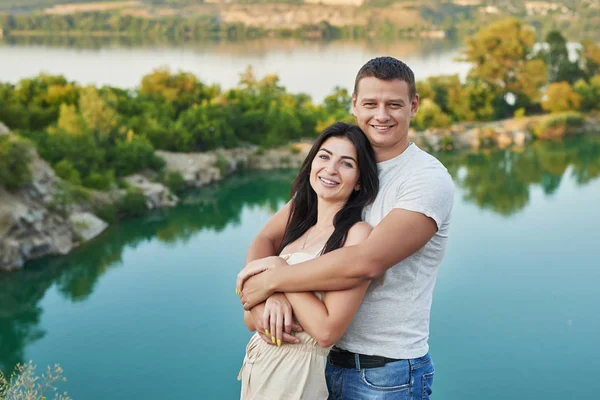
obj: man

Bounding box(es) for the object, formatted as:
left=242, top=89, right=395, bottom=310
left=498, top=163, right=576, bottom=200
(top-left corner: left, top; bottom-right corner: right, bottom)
left=238, top=56, right=455, bottom=399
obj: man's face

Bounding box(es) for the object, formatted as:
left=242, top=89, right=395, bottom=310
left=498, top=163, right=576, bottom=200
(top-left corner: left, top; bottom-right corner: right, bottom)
left=352, top=77, right=419, bottom=162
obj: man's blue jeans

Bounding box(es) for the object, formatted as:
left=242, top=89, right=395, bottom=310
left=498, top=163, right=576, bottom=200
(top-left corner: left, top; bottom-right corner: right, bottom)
left=325, top=352, right=434, bottom=400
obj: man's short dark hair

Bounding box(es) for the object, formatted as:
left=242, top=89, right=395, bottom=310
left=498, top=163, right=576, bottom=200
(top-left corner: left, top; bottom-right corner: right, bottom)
left=353, top=57, right=416, bottom=99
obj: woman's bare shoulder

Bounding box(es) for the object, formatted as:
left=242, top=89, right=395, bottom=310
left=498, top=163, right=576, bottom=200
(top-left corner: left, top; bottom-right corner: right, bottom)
left=344, top=221, right=373, bottom=246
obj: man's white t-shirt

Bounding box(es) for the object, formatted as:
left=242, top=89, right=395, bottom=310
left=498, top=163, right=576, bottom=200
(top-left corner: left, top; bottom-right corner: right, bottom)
left=335, top=143, right=455, bottom=359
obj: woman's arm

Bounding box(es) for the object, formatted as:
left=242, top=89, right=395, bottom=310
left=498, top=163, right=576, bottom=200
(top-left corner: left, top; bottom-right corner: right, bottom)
left=241, top=202, right=295, bottom=343
left=282, top=222, right=372, bottom=347
left=243, top=311, right=256, bottom=331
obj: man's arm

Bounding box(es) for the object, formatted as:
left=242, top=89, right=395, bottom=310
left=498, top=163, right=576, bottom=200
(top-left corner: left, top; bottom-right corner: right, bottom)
left=241, top=208, right=437, bottom=309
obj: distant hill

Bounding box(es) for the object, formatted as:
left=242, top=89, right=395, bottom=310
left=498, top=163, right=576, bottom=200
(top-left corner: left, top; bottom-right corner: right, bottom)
left=0, top=0, right=597, bottom=40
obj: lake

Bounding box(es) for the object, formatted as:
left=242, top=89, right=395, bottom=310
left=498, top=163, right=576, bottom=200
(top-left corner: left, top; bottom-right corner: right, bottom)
left=1, top=135, right=599, bottom=399
left=0, top=38, right=468, bottom=102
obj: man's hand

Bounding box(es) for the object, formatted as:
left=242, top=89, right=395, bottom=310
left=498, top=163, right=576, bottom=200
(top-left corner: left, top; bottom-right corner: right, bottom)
left=241, top=269, right=277, bottom=310
left=236, top=256, right=288, bottom=295
left=263, top=293, right=303, bottom=346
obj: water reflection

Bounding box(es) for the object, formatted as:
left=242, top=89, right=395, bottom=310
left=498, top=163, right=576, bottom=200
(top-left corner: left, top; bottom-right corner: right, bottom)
left=1, top=136, right=599, bottom=373
left=438, top=135, right=600, bottom=215
left=0, top=169, right=296, bottom=372
left=1, top=36, right=458, bottom=58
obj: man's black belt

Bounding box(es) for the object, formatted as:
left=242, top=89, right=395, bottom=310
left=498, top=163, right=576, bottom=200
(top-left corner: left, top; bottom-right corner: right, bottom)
left=327, top=346, right=401, bottom=369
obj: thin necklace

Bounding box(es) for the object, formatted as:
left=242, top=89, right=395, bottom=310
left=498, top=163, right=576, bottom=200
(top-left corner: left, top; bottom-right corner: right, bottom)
left=301, top=224, right=333, bottom=250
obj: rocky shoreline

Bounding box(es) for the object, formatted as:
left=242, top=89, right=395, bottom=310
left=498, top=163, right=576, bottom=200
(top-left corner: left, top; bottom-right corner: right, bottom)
left=0, top=124, right=310, bottom=271
left=1, top=113, right=599, bottom=271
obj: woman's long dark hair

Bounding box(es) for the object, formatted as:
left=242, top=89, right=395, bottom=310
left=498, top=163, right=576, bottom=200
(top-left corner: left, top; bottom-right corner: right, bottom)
left=279, top=122, right=379, bottom=255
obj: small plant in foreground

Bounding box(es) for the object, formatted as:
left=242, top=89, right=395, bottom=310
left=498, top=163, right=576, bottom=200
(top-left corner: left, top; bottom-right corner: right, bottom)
left=0, top=361, right=71, bottom=400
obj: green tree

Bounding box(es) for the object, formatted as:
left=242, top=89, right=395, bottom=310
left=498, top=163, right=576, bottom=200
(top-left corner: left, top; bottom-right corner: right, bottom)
left=461, top=18, right=547, bottom=111
left=37, top=132, right=105, bottom=180
left=78, top=85, right=118, bottom=141
left=542, top=82, right=581, bottom=113
left=111, top=135, right=163, bottom=176
left=2, top=75, right=75, bottom=131
left=539, top=30, right=583, bottom=84
left=461, top=82, right=496, bottom=121
left=417, top=75, right=458, bottom=115
left=55, top=103, right=85, bottom=135
left=323, top=86, right=351, bottom=117
left=579, top=40, right=600, bottom=79
left=574, top=75, right=600, bottom=111
left=139, top=67, right=214, bottom=117
left=175, top=101, right=238, bottom=151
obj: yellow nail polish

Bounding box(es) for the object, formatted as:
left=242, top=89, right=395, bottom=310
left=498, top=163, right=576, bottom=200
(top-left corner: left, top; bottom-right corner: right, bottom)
left=236, top=289, right=239, bottom=295
left=271, top=336, right=276, bottom=344
left=277, top=339, right=282, bottom=347
left=265, top=329, right=270, bottom=336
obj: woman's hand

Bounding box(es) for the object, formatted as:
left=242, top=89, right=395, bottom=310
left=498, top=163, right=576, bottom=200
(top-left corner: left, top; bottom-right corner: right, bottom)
left=236, top=256, right=288, bottom=295
left=263, top=293, right=303, bottom=347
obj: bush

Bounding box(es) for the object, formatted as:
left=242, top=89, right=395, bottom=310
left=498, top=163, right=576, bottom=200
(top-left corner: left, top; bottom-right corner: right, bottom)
left=542, top=82, right=581, bottom=113
left=94, top=203, right=117, bottom=223
left=118, top=189, right=147, bottom=218
left=236, top=159, right=247, bottom=170
left=49, top=182, right=92, bottom=215
left=53, top=159, right=81, bottom=185
left=412, top=99, right=453, bottom=131
left=574, top=75, right=600, bottom=112
left=113, top=136, right=163, bottom=176
left=0, top=136, right=33, bottom=190
left=514, top=108, right=526, bottom=119
left=532, top=112, right=585, bottom=139
left=83, top=170, right=114, bottom=190
left=161, top=170, right=186, bottom=195
left=214, top=152, right=230, bottom=175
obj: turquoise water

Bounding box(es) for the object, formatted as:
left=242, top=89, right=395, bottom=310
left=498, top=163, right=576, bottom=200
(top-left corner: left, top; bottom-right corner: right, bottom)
left=1, top=136, right=599, bottom=399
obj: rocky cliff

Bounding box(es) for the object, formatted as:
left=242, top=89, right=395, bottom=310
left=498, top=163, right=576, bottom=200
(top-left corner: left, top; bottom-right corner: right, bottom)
left=157, top=143, right=310, bottom=188
left=0, top=125, right=179, bottom=272
left=0, top=132, right=108, bottom=272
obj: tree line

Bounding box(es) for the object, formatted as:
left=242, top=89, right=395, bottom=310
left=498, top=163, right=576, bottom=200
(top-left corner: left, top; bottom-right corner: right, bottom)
left=1, top=0, right=598, bottom=41
left=414, top=20, right=600, bottom=130
left=1, top=19, right=599, bottom=195
left=0, top=11, right=446, bottom=42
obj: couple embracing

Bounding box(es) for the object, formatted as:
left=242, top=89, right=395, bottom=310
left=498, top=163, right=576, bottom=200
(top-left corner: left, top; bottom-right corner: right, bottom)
left=235, top=57, right=455, bottom=400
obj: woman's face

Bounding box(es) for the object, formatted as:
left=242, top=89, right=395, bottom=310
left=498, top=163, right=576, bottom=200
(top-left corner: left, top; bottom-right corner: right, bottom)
left=309, top=136, right=360, bottom=204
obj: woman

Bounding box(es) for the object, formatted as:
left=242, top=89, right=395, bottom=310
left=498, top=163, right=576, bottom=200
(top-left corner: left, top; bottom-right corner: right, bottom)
left=237, top=122, right=379, bottom=399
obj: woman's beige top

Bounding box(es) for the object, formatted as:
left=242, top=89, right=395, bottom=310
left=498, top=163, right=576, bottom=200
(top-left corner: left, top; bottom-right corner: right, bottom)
left=238, top=252, right=332, bottom=400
